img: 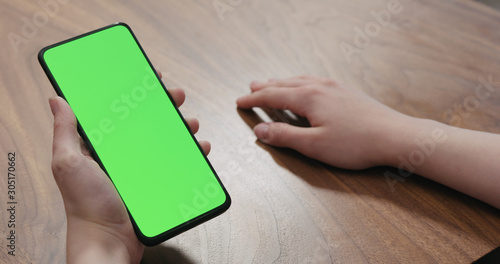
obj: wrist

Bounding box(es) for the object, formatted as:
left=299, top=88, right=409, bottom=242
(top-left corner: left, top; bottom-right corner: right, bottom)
left=66, top=217, right=143, bottom=264
left=68, top=239, right=131, bottom=264
left=377, top=116, right=448, bottom=170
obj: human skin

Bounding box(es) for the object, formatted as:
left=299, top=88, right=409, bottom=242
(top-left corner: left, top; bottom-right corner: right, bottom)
left=49, top=74, right=500, bottom=263
left=236, top=75, right=500, bottom=209
left=49, top=71, right=210, bottom=263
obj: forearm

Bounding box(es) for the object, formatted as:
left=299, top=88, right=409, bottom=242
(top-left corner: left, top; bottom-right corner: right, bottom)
left=386, top=118, right=500, bottom=209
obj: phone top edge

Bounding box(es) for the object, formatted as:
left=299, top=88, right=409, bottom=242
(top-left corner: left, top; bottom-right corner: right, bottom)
left=38, top=22, right=132, bottom=101
left=38, top=22, right=130, bottom=59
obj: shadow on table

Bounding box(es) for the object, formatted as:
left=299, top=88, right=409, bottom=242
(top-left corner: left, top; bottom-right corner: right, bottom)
left=140, top=245, right=196, bottom=264
left=236, top=107, right=500, bottom=217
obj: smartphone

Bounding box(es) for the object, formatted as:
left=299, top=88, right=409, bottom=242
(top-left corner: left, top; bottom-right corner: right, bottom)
left=38, top=22, right=231, bottom=246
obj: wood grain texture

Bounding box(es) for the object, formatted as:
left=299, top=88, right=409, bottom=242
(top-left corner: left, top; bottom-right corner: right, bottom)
left=1, top=0, right=500, bottom=263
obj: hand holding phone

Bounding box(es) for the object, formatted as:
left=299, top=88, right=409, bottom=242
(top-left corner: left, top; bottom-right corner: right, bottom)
left=39, top=23, right=231, bottom=246
left=49, top=96, right=145, bottom=263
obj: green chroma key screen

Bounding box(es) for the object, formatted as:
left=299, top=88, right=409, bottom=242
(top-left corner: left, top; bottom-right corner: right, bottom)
left=39, top=23, right=230, bottom=245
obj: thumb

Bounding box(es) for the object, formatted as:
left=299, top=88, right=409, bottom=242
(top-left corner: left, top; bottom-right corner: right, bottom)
left=253, top=122, right=318, bottom=154
left=49, top=97, right=85, bottom=184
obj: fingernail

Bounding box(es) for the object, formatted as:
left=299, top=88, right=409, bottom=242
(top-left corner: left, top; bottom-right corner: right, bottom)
left=254, top=123, right=269, bottom=142
left=48, top=97, right=58, bottom=115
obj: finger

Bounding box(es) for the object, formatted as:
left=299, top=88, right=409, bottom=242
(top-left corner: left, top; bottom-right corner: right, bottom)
left=186, top=118, right=199, bottom=134
left=158, top=70, right=187, bottom=108
left=49, top=97, right=85, bottom=180
left=249, top=80, right=267, bottom=91
left=157, top=69, right=186, bottom=107
left=199, top=140, right=211, bottom=156
left=50, top=97, right=81, bottom=154
left=253, top=122, right=319, bottom=156
left=237, top=87, right=307, bottom=116
left=250, top=76, right=316, bottom=92
left=168, top=88, right=186, bottom=107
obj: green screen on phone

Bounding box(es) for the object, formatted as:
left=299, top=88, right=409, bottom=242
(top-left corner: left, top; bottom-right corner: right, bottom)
left=38, top=23, right=230, bottom=245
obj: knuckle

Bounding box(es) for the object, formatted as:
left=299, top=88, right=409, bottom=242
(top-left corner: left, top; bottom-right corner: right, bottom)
left=52, top=148, right=83, bottom=180
left=261, top=89, right=281, bottom=105
left=301, top=85, right=323, bottom=98
left=268, top=123, right=286, bottom=143
left=52, top=120, right=66, bottom=135
left=259, top=88, right=273, bottom=97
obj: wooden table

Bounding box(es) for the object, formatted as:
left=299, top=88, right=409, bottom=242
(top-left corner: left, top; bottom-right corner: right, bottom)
left=1, top=0, right=500, bottom=263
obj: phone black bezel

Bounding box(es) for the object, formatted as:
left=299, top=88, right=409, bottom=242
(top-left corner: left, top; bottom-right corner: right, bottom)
left=38, top=22, right=231, bottom=246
